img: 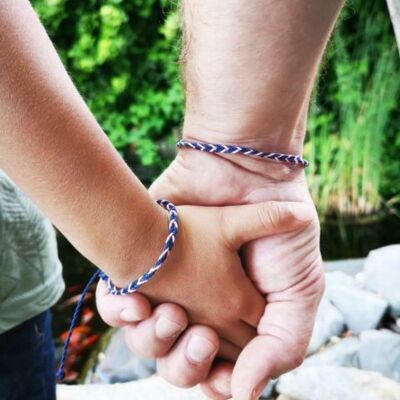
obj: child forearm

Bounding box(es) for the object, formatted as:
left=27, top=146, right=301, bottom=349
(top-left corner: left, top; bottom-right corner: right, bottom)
left=0, top=0, right=166, bottom=286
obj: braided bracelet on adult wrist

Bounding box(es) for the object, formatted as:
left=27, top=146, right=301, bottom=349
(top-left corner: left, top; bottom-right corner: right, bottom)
left=56, top=199, right=179, bottom=381
left=177, top=139, right=309, bottom=167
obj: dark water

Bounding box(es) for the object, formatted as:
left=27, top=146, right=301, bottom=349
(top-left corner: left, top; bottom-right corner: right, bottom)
left=321, top=214, right=400, bottom=260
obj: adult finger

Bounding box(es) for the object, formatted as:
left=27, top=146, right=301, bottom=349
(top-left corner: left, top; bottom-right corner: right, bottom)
left=231, top=267, right=324, bottom=400
left=221, top=201, right=314, bottom=249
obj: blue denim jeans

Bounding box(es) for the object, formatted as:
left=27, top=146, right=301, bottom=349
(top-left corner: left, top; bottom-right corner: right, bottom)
left=0, top=311, right=56, bottom=400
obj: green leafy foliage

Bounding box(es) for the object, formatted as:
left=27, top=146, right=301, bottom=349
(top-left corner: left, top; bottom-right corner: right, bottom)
left=32, top=0, right=183, bottom=179
left=32, top=0, right=399, bottom=215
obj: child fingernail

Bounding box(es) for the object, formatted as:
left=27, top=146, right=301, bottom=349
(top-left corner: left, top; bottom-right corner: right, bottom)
left=155, top=316, right=183, bottom=340
left=213, top=377, right=231, bottom=396
left=120, top=308, right=140, bottom=322
left=186, top=335, right=217, bottom=363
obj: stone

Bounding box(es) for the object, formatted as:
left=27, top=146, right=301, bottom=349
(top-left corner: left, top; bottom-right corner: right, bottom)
left=57, top=376, right=207, bottom=400
left=93, top=328, right=156, bottom=384
left=304, top=336, right=360, bottom=368
left=359, top=330, right=400, bottom=382
left=324, top=258, right=365, bottom=277
left=276, top=366, right=400, bottom=400
left=325, top=271, right=388, bottom=333
left=363, top=245, right=400, bottom=316
left=307, top=294, right=345, bottom=354
left=260, top=379, right=277, bottom=399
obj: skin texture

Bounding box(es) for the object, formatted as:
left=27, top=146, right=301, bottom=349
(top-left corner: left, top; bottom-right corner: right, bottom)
left=97, top=0, right=345, bottom=399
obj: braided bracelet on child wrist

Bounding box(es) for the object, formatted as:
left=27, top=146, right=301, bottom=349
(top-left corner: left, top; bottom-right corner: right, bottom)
left=99, top=199, right=178, bottom=295
left=56, top=199, right=179, bottom=380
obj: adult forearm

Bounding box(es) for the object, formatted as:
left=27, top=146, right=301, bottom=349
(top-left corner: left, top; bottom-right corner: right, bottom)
left=182, top=0, right=345, bottom=154
left=0, top=1, right=165, bottom=286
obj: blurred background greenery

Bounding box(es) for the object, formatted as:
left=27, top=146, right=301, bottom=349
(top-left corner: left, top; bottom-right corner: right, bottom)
left=31, top=0, right=400, bottom=381
left=31, top=0, right=399, bottom=223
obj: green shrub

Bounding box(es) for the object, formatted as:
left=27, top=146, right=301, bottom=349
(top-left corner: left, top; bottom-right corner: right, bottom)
left=32, top=0, right=183, bottom=180
left=33, top=0, right=400, bottom=215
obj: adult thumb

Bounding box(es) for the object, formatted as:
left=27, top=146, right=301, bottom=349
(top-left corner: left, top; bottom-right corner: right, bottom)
left=221, top=201, right=314, bottom=249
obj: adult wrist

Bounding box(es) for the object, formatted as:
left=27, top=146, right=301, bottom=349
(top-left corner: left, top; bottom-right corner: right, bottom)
left=179, top=133, right=307, bottom=183
left=182, top=107, right=307, bottom=156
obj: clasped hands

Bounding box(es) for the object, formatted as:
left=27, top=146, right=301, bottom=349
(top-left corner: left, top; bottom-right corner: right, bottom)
left=96, top=147, right=324, bottom=400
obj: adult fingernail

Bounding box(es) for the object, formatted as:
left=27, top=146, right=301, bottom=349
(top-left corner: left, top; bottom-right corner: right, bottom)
left=251, top=378, right=269, bottom=400
left=186, top=334, right=217, bottom=364
left=155, top=316, right=183, bottom=340
left=120, top=308, right=140, bottom=322
left=213, top=377, right=231, bottom=396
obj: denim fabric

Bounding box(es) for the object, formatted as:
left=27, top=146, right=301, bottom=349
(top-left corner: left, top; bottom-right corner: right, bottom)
left=0, top=311, right=56, bottom=400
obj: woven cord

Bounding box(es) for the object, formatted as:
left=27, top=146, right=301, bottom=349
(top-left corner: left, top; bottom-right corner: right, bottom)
left=56, top=199, right=178, bottom=381
left=177, top=139, right=309, bottom=167
left=99, top=200, right=178, bottom=295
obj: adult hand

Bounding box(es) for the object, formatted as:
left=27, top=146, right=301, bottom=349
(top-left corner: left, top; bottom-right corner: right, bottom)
left=97, top=148, right=324, bottom=400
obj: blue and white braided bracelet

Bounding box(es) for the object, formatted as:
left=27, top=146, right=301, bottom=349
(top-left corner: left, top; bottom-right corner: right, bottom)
left=99, top=199, right=178, bottom=295
left=177, top=139, right=309, bottom=167
left=56, top=199, right=178, bottom=380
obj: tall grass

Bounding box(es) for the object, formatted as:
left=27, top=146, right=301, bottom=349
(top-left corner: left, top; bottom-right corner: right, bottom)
left=305, top=2, right=400, bottom=220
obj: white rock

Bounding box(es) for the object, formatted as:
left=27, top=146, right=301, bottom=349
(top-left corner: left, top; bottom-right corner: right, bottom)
left=57, top=376, right=207, bottom=400
left=364, top=245, right=400, bottom=316
left=324, top=259, right=365, bottom=277
left=308, top=295, right=345, bottom=354
left=277, top=366, right=400, bottom=400
left=92, top=328, right=156, bottom=384
left=304, top=337, right=360, bottom=368
left=359, top=330, right=400, bottom=382
left=326, top=271, right=388, bottom=333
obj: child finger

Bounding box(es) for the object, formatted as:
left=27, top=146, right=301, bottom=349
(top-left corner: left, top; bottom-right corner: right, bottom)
left=95, top=280, right=151, bottom=327
left=123, top=303, right=188, bottom=359
left=157, top=325, right=219, bottom=388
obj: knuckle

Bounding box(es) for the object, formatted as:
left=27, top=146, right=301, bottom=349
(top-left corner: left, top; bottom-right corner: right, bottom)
left=226, top=294, right=247, bottom=319
left=263, top=327, right=308, bottom=377
left=258, top=202, right=281, bottom=231
left=279, top=342, right=307, bottom=375
left=305, top=258, right=326, bottom=302
left=290, top=349, right=306, bottom=369
left=123, top=330, right=156, bottom=359
left=158, top=365, right=198, bottom=388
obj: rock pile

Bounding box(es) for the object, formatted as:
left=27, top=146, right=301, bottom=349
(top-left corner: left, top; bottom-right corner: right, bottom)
left=69, top=245, right=400, bottom=400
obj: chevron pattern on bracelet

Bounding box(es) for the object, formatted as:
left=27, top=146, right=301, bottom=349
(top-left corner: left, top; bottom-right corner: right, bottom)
left=177, top=139, right=309, bottom=167
left=99, top=199, right=179, bottom=295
